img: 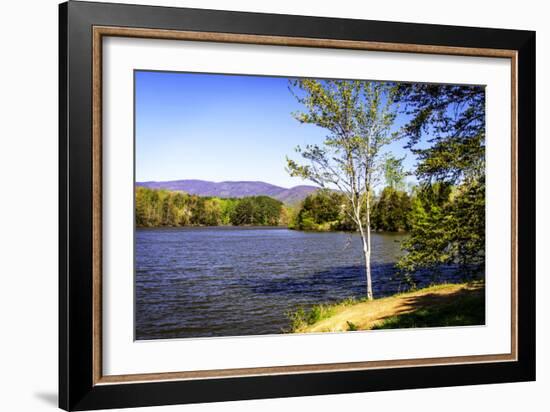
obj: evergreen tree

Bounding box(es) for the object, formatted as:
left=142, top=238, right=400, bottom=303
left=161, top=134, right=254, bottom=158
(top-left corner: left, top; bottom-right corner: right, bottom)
left=395, top=83, right=486, bottom=280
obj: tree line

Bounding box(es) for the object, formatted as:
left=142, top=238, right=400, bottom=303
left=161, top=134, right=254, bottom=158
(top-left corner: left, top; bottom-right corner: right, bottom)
left=136, top=187, right=286, bottom=227
left=289, top=188, right=412, bottom=232
left=137, top=184, right=420, bottom=232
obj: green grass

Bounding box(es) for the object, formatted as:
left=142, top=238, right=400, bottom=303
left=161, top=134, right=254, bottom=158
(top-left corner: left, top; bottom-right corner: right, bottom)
left=286, top=282, right=485, bottom=333
left=372, top=288, right=485, bottom=330
left=346, top=321, right=359, bottom=331
left=287, top=304, right=336, bottom=331
left=286, top=297, right=361, bottom=332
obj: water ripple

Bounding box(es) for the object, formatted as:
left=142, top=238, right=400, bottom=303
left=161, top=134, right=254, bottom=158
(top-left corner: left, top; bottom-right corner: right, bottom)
left=135, top=227, right=468, bottom=340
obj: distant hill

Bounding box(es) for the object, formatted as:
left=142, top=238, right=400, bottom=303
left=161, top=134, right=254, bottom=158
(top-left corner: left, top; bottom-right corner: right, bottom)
left=136, top=179, right=320, bottom=205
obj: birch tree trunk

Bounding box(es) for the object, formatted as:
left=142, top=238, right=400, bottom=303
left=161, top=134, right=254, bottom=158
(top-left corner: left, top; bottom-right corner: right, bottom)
left=357, top=212, right=373, bottom=300
left=362, top=237, right=373, bottom=300
left=363, top=192, right=374, bottom=300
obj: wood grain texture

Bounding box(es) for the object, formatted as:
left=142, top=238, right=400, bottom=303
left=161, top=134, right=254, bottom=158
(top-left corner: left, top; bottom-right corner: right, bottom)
left=92, top=27, right=103, bottom=385
left=96, top=353, right=515, bottom=385
left=510, top=52, right=518, bottom=360
left=92, top=26, right=518, bottom=386
left=94, top=26, right=517, bottom=58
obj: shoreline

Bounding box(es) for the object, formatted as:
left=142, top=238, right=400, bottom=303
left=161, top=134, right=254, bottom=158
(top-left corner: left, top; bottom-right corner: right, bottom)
left=289, top=282, right=485, bottom=333
left=136, top=224, right=408, bottom=235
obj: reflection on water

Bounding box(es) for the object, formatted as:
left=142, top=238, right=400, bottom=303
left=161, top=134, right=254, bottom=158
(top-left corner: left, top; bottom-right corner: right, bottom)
left=135, top=227, right=464, bottom=340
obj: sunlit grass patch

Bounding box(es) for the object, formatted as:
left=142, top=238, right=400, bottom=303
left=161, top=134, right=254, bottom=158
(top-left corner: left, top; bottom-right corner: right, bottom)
left=288, top=282, right=484, bottom=333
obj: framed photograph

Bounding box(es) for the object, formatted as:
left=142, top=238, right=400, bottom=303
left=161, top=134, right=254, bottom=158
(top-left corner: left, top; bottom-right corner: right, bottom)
left=59, top=1, right=535, bottom=410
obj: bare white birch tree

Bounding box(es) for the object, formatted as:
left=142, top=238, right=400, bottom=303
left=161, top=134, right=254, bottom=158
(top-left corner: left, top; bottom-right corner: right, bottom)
left=287, top=80, right=397, bottom=300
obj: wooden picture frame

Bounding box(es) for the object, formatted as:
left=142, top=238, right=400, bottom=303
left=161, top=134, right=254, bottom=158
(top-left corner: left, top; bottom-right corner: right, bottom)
left=59, top=1, right=535, bottom=410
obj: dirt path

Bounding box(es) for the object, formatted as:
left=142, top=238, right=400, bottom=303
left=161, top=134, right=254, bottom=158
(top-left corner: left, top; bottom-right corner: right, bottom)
left=296, top=283, right=483, bottom=333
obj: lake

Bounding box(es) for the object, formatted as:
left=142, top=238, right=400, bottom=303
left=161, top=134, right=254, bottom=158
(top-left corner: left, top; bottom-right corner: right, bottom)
left=135, top=227, right=457, bottom=340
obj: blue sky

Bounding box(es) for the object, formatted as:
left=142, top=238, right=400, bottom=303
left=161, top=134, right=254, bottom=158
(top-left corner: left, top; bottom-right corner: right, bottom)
left=135, top=71, right=414, bottom=189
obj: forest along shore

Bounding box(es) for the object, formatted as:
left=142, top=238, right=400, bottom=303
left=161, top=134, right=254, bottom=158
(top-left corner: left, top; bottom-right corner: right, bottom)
left=288, top=282, right=485, bottom=333
left=135, top=186, right=414, bottom=233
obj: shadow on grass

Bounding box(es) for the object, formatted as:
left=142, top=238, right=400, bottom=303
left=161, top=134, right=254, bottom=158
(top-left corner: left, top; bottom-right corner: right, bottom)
left=372, top=284, right=485, bottom=330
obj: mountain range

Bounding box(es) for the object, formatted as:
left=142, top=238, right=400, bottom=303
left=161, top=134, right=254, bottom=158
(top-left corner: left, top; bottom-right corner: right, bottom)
left=136, top=179, right=320, bottom=204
